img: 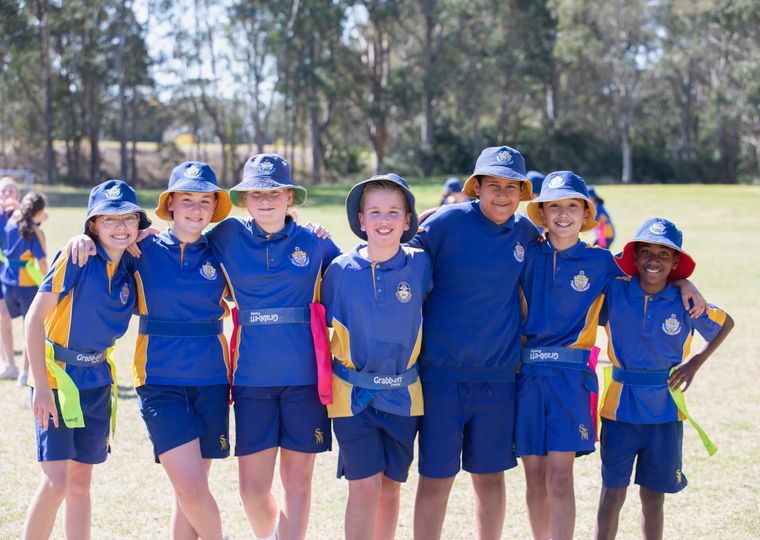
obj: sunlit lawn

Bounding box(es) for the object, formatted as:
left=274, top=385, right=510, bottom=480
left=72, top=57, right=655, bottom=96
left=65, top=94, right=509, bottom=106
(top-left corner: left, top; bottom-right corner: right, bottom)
left=0, top=182, right=758, bottom=538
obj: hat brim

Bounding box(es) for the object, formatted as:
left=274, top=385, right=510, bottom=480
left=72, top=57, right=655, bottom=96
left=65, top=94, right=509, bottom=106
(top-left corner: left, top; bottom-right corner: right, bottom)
left=83, top=202, right=151, bottom=233
left=346, top=176, right=419, bottom=243
left=230, top=179, right=307, bottom=206
left=614, top=240, right=696, bottom=281
left=526, top=194, right=599, bottom=233
left=155, top=182, right=232, bottom=223
left=462, top=173, right=533, bottom=201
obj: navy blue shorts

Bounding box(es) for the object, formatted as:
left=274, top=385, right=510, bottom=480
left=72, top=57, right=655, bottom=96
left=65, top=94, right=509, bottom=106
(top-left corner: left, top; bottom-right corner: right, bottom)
left=515, top=369, right=596, bottom=457
left=34, top=386, right=111, bottom=464
left=333, top=407, right=420, bottom=482
left=3, top=284, right=37, bottom=318
left=233, top=384, right=331, bottom=456
left=419, top=381, right=517, bottom=478
left=136, top=384, right=230, bottom=462
left=600, top=419, right=686, bottom=493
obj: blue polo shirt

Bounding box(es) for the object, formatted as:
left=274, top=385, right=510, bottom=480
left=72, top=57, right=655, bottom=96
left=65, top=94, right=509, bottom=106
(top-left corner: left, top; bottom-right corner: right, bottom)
left=520, top=239, right=622, bottom=350
left=206, top=216, right=341, bottom=386
left=409, top=201, right=539, bottom=382
left=1, top=218, right=46, bottom=287
left=37, top=244, right=135, bottom=390
left=599, top=276, right=728, bottom=424
left=131, top=230, right=230, bottom=387
left=321, top=245, right=432, bottom=418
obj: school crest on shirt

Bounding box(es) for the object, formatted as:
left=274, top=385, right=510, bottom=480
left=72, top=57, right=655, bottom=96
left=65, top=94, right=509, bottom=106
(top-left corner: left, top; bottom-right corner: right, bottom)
left=119, top=283, right=130, bottom=305
left=395, top=282, right=412, bottom=303
left=513, top=241, right=525, bottom=262
left=200, top=261, right=217, bottom=280
left=290, top=247, right=309, bottom=267
left=258, top=160, right=275, bottom=175
left=105, top=185, right=121, bottom=200
left=571, top=270, right=590, bottom=292
left=185, top=165, right=202, bottom=177
left=496, top=149, right=512, bottom=163
left=649, top=221, right=667, bottom=235
left=662, top=313, right=681, bottom=336
left=548, top=175, right=565, bottom=188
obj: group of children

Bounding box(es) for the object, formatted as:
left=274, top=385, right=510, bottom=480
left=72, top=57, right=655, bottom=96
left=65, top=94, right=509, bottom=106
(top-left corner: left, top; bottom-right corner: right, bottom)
left=18, top=146, right=733, bottom=540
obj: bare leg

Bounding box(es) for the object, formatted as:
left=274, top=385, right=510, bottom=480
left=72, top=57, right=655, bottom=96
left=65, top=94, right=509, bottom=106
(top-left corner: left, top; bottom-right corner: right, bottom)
left=23, top=460, right=70, bottom=540
left=345, top=473, right=382, bottom=540
left=170, top=459, right=213, bottom=540
left=639, top=486, right=664, bottom=540
left=0, top=300, right=14, bottom=367
left=595, top=486, right=627, bottom=540
left=278, top=449, right=316, bottom=540
left=471, top=472, right=506, bottom=540
left=63, top=461, right=94, bottom=540
left=546, top=451, right=576, bottom=540
left=413, top=475, right=456, bottom=540
left=160, top=439, right=223, bottom=540
left=238, top=447, right=278, bottom=538
left=522, top=456, right=550, bottom=539
left=374, top=475, right=401, bottom=540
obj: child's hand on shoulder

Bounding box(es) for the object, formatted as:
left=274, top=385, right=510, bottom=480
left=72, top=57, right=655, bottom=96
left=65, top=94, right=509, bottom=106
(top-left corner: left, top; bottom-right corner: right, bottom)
left=304, top=222, right=332, bottom=240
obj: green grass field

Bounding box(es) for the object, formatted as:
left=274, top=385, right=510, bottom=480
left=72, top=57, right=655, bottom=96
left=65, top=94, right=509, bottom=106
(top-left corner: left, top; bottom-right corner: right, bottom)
left=1, top=182, right=758, bottom=539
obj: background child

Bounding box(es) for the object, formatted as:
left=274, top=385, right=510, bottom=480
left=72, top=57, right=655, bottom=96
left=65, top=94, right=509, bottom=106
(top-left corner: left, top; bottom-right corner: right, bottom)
left=587, top=186, right=615, bottom=249
left=321, top=174, right=432, bottom=540
left=595, top=218, right=734, bottom=540
left=23, top=180, right=149, bottom=540
left=1, top=191, right=48, bottom=386
left=0, top=176, right=22, bottom=380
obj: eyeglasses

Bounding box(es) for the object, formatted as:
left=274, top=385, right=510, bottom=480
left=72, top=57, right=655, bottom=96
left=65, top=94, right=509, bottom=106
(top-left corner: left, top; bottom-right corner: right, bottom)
left=98, top=214, right=140, bottom=228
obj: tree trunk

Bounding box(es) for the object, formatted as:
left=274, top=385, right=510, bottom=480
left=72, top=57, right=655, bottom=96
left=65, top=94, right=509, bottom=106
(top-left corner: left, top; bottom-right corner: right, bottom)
left=37, top=0, right=54, bottom=184
left=419, top=0, right=438, bottom=176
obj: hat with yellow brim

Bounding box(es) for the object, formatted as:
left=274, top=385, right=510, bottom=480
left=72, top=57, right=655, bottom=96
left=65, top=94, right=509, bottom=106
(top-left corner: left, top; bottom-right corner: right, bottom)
left=526, top=170, right=598, bottom=233
left=615, top=218, right=696, bottom=281
left=155, top=161, right=231, bottom=223
left=462, top=145, right=532, bottom=201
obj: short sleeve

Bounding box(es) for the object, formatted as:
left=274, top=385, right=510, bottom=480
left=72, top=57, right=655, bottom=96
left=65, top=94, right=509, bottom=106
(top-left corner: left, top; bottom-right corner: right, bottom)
left=39, top=250, right=82, bottom=295
left=320, top=238, right=342, bottom=273
left=31, top=227, right=47, bottom=259
left=692, top=304, right=728, bottom=343
left=320, top=262, right=341, bottom=326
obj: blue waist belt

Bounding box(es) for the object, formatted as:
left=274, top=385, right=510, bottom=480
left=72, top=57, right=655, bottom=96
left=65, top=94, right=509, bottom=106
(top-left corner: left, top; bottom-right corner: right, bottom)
left=139, top=316, right=224, bottom=337
left=48, top=341, right=107, bottom=367
left=237, top=307, right=310, bottom=326
left=332, top=360, right=418, bottom=390
left=611, top=367, right=670, bottom=386
left=520, top=347, right=590, bottom=365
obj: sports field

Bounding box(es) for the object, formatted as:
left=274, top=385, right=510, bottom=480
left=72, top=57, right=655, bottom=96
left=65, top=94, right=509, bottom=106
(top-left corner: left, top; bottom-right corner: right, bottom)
left=0, top=182, right=757, bottom=539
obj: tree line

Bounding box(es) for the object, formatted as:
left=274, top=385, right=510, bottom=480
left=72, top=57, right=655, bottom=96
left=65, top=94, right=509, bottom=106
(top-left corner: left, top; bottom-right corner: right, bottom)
left=1, top=0, right=759, bottom=187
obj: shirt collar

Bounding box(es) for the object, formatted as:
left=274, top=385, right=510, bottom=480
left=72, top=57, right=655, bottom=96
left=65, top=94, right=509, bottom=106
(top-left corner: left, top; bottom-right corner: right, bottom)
left=250, top=215, right=297, bottom=239
left=349, top=243, right=407, bottom=270
left=542, top=238, right=586, bottom=257
left=629, top=276, right=678, bottom=301
left=159, top=228, right=210, bottom=248
left=471, top=201, right=516, bottom=231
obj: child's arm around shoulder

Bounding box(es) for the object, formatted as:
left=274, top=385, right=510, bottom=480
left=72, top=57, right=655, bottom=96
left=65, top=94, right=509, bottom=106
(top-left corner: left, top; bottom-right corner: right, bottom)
left=668, top=306, right=735, bottom=392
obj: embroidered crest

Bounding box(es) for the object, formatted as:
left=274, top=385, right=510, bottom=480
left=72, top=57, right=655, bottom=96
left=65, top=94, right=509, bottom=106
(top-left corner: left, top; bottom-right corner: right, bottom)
left=219, top=435, right=228, bottom=451
left=496, top=149, right=511, bottom=163
left=290, top=247, right=309, bottom=267
left=105, top=185, right=121, bottom=200
left=548, top=175, right=565, bottom=188
left=185, top=164, right=202, bottom=177
left=396, top=282, right=412, bottom=303
left=315, top=428, right=324, bottom=445
left=514, top=241, right=525, bottom=262
left=579, top=424, right=589, bottom=440
left=200, top=261, right=217, bottom=280
left=119, top=283, right=130, bottom=304
left=571, top=270, right=590, bottom=292
left=662, top=313, right=681, bottom=336
left=649, top=221, right=667, bottom=235
left=258, top=160, right=275, bottom=175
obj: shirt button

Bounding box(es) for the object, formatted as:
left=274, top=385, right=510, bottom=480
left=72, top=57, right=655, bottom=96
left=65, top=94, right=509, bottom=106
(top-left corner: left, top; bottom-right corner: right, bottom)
left=270, top=258, right=275, bottom=262
left=376, top=276, right=381, bottom=280
left=378, top=289, right=382, bottom=293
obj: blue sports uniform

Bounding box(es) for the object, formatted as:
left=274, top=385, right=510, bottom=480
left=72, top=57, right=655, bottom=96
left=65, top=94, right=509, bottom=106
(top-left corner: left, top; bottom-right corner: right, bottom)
left=516, top=239, right=622, bottom=456
left=33, top=245, right=136, bottom=464
left=0, top=209, right=14, bottom=300
left=598, top=276, right=728, bottom=493
left=206, top=216, right=341, bottom=455
left=594, top=204, right=615, bottom=248
left=321, top=245, right=432, bottom=482
left=409, top=200, right=539, bottom=477
left=1, top=218, right=46, bottom=317
left=131, top=230, right=232, bottom=460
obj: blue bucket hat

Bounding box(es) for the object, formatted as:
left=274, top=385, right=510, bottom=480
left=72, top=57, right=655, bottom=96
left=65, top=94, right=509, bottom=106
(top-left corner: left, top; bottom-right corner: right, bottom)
left=443, top=177, right=463, bottom=193
left=615, top=218, right=695, bottom=281
left=526, top=170, right=598, bottom=233
left=463, top=145, right=532, bottom=201
left=346, top=173, right=418, bottom=243
left=155, top=161, right=232, bottom=223
left=526, top=170, right=545, bottom=197
left=84, top=179, right=150, bottom=232
left=230, top=154, right=307, bottom=207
